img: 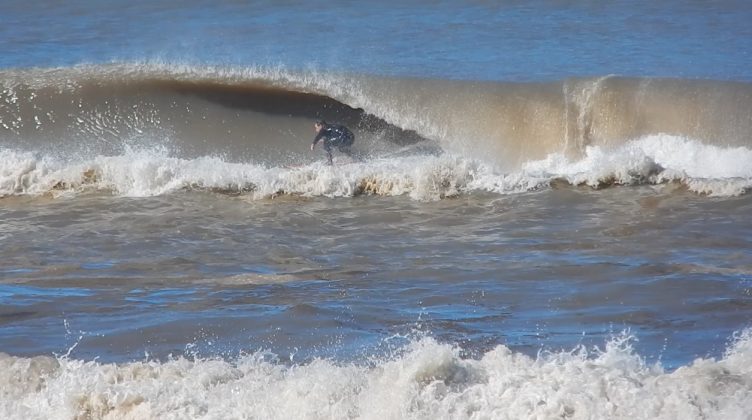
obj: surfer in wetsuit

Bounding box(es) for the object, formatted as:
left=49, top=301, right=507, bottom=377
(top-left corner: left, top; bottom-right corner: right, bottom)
left=310, top=120, right=355, bottom=165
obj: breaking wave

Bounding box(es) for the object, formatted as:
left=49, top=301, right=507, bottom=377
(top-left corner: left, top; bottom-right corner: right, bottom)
left=1, top=62, right=752, bottom=199
left=1, top=330, right=751, bottom=419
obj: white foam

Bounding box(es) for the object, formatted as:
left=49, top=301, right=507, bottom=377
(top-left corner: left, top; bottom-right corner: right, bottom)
left=522, top=134, right=752, bottom=196
left=0, top=147, right=505, bottom=200
left=2, top=134, right=752, bottom=200
left=1, top=331, right=751, bottom=420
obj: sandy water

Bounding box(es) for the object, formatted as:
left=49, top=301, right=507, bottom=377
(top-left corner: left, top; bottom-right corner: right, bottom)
left=3, top=185, right=751, bottom=368
left=3, top=182, right=752, bottom=418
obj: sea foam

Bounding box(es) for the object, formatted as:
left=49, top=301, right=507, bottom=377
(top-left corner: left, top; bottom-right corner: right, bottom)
left=1, top=134, right=751, bottom=200
left=1, top=331, right=751, bottom=420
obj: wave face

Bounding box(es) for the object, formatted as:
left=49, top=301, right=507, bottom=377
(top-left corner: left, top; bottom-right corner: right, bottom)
left=2, top=63, right=752, bottom=199
left=2, top=331, right=751, bottom=420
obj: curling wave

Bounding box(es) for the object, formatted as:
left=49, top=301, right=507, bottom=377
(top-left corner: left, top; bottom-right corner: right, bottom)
left=2, top=63, right=752, bottom=199
left=1, top=63, right=752, bottom=164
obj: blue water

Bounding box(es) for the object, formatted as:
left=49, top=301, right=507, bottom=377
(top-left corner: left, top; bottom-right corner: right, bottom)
left=2, top=0, right=750, bottom=81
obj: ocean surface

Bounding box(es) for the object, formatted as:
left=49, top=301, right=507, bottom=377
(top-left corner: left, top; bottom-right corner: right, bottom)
left=2, top=1, right=752, bottom=419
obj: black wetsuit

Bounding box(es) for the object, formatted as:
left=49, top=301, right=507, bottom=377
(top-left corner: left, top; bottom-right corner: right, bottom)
left=312, top=123, right=355, bottom=164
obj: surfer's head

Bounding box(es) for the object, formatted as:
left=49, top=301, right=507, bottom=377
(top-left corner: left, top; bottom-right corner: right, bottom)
left=314, top=120, right=327, bottom=132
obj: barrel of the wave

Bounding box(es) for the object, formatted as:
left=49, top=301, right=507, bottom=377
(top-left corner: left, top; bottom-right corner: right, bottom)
left=336, top=75, right=752, bottom=171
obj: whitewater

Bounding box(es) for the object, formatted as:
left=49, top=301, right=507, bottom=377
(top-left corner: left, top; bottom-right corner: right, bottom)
left=4, top=134, right=752, bottom=200
left=3, top=332, right=752, bottom=419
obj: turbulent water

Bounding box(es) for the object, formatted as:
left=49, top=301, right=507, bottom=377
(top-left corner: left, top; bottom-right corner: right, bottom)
left=2, top=1, right=752, bottom=419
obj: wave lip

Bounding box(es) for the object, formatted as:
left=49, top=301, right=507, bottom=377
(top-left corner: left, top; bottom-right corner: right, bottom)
left=2, top=331, right=752, bottom=419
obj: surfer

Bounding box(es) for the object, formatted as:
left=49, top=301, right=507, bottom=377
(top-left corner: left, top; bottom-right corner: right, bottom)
left=310, top=120, right=355, bottom=165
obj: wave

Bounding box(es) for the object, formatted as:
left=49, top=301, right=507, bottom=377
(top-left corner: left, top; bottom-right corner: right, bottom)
left=1, top=330, right=751, bottom=419
left=2, top=63, right=752, bottom=160
left=2, top=134, right=752, bottom=200
left=0, top=63, right=432, bottom=165
left=2, top=63, right=752, bottom=199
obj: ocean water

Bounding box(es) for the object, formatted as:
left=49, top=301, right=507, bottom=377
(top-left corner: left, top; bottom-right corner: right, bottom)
left=2, top=1, right=752, bottom=419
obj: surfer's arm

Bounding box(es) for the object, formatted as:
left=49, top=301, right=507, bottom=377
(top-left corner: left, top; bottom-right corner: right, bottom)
left=311, top=131, right=325, bottom=150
